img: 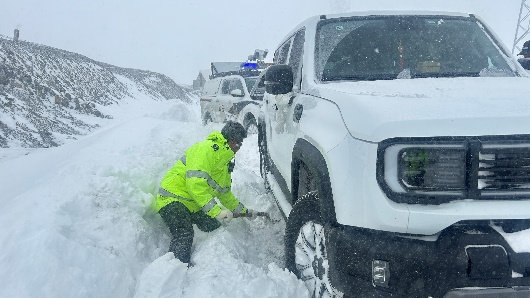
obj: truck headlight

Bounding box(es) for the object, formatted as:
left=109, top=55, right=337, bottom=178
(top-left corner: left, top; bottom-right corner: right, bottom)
left=377, top=139, right=468, bottom=204
left=398, top=148, right=466, bottom=190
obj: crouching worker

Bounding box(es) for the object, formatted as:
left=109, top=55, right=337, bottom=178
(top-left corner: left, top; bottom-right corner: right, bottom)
left=155, top=121, right=255, bottom=263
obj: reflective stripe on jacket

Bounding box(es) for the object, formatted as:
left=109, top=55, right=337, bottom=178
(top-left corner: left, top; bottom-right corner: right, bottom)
left=155, top=131, right=247, bottom=218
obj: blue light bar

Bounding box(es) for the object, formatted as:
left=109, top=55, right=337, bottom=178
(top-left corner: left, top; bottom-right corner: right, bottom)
left=241, top=62, right=258, bottom=69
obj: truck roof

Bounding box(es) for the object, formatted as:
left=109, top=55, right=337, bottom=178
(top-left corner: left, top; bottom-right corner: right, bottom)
left=317, top=10, right=469, bottom=20
left=277, top=11, right=473, bottom=50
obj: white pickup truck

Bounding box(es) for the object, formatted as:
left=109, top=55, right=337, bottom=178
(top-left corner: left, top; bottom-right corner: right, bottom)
left=258, top=11, right=530, bottom=297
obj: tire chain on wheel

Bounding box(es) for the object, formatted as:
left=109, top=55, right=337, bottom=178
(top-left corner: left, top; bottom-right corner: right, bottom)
left=285, top=192, right=342, bottom=297
left=285, top=191, right=322, bottom=274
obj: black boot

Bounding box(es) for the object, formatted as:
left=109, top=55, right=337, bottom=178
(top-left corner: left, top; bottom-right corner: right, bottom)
left=159, top=202, right=195, bottom=264
left=168, top=228, right=194, bottom=264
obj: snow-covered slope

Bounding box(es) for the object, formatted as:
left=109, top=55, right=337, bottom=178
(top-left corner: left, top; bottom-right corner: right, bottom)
left=0, top=99, right=308, bottom=298
left=0, top=37, right=192, bottom=148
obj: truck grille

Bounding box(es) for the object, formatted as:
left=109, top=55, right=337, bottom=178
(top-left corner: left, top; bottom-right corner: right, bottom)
left=478, top=148, right=530, bottom=191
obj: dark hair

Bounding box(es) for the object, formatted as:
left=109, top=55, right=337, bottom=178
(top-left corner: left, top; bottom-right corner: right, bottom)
left=221, top=121, right=247, bottom=143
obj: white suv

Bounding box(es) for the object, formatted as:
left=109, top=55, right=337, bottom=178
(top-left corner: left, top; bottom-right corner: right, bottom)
left=200, top=74, right=261, bottom=133
left=259, top=11, right=530, bottom=297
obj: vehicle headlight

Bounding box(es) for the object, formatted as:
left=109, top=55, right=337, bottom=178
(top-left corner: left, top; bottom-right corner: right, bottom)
left=398, top=148, right=466, bottom=190
left=377, top=140, right=467, bottom=204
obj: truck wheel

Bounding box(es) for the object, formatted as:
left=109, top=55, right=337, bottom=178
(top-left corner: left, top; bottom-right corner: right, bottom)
left=285, top=192, right=343, bottom=298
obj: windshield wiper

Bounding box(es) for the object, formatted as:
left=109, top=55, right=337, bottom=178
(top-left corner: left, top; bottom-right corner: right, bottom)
left=411, top=72, right=481, bottom=78
left=321, top=70, right=510, bottom=82
left=321, top=73, right=399, bottom=82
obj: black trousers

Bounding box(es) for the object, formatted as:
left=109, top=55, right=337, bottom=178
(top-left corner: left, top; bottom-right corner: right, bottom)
left=159, top=201, right=221, bottom=263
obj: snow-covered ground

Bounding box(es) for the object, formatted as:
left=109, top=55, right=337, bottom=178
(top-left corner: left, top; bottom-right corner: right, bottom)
left=0, top=97, right=308, bottom=298
left=3, top=92, right=530, bottom=298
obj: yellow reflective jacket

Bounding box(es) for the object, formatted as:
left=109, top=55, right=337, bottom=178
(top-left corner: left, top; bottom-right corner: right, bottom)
left=155, top=131, right=247, bottom=218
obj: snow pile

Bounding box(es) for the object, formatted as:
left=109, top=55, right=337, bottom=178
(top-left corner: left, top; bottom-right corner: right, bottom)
left=0, top=99, right=307, bottom=298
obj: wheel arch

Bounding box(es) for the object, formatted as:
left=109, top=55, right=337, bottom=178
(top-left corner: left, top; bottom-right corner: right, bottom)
left=291, top=138, right=337, bottom=224
left=234, top=101, right=259, bottom=123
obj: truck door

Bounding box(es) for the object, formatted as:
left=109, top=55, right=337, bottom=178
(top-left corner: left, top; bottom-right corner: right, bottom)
left=226, top=78, right=246, bottom=121
left=200, top=79, right=221, bottom=123
left=217, top=77, right=244, bottom=122
left=267, top=29, right=305, bottom=182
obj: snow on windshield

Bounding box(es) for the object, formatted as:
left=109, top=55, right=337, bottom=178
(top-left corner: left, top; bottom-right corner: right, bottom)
left=316, top=16, right=515, bottom=81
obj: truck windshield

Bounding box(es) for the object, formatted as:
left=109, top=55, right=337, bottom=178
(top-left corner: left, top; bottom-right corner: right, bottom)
left=315, top=16, right=515, bottom=81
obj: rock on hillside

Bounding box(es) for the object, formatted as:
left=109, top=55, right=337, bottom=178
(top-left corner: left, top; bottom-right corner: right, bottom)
left=0, top=37, right=191, bottom=148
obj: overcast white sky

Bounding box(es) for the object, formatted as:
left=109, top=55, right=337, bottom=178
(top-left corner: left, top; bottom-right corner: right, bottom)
left=0, top=0, right=523, bottom=85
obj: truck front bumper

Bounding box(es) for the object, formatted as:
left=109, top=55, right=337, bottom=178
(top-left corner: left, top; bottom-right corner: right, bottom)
left=326, top=222, right=530, bottom=297
left=444, top=287, right=530, bottom=297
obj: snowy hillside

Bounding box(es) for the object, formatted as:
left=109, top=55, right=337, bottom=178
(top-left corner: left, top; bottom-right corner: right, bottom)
left=0, top=36, right=192, bottom=148
left=0, top=99, right=308, bottom=298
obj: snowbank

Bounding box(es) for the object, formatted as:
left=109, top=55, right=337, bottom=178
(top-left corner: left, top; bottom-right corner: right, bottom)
left=0, top=99, right=307, bottom=298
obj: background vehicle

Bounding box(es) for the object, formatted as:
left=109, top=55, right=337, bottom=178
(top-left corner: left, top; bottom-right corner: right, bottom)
left=200, top=66, right=263, bottom=133
left=259, top=11, right=530, bottom=297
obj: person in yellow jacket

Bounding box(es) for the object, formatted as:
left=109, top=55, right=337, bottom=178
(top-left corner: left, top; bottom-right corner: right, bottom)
left=155, top=121, right=255, bottom=263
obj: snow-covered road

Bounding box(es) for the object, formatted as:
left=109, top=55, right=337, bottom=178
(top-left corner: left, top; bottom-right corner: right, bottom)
left=0, top=98, right=308, bottom=298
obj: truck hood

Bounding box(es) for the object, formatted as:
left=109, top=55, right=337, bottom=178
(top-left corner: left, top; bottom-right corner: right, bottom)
left=308, top=77, right=530, bottom=142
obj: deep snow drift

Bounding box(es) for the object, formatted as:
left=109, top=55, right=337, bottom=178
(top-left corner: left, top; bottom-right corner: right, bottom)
left=0, top=97, right=308, bottom=298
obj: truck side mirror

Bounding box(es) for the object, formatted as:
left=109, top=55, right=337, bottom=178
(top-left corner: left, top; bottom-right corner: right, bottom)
left=264, top=65, right=293, bottom=95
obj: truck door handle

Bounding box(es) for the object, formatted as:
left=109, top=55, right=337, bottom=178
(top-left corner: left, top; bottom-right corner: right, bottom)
left=293, top=104, right=303, bottom=122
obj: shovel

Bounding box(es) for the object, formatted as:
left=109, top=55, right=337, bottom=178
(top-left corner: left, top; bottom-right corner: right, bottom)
left=233, top=211, right=280, bottom=222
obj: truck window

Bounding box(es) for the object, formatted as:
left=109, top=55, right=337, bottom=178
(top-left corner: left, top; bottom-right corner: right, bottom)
left=221, top=78, right=244, bottom=95
left=202, top=79, right=220, bottom=96
left=221, top=79, right=231, bottom=94
left=244, top=78, right=258, bottom=91
left=275, top=40, right=292, bottom=64
left=288, top=29, right=305, bottom=90
left=231, top=79, right=244, bottom=95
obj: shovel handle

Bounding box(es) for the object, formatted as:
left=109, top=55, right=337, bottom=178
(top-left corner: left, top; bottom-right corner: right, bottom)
left=233, top=211, right=269, bottom=218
